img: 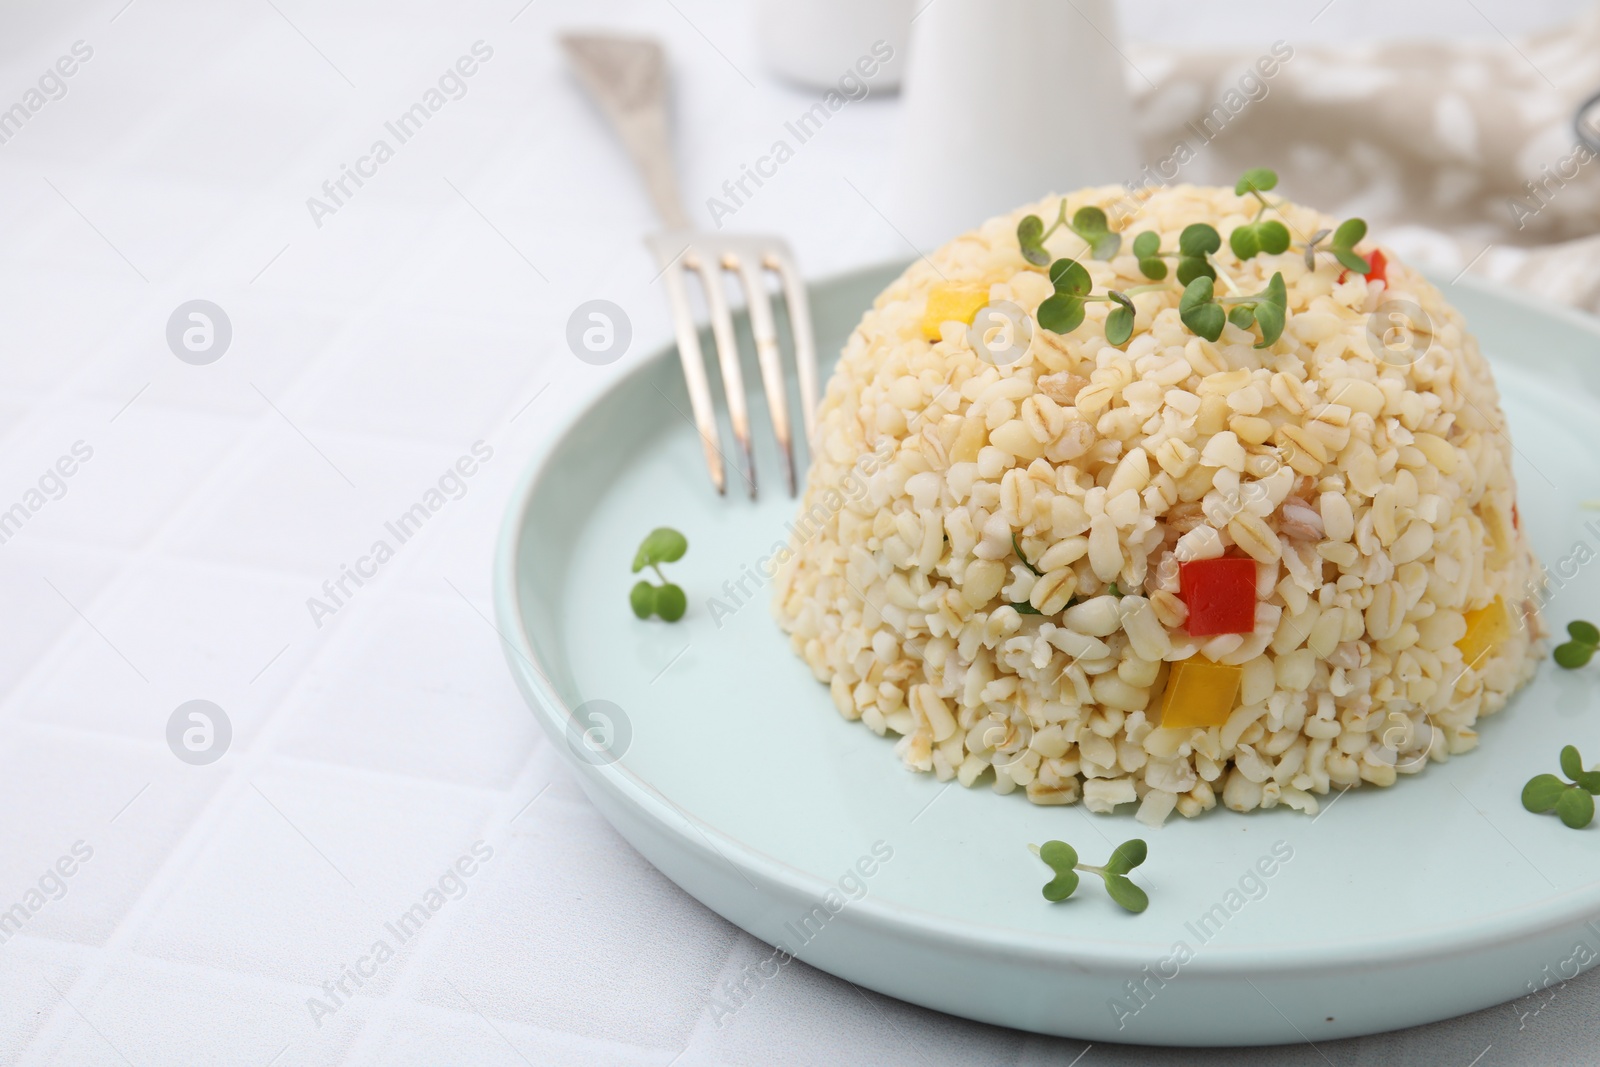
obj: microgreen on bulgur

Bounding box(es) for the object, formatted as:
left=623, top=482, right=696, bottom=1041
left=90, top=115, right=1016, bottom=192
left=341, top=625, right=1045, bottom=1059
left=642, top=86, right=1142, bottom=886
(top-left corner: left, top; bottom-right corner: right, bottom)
left=1017, top=201, right=1121, bottom=265
left=1020, top=168, right=1372, bottom=352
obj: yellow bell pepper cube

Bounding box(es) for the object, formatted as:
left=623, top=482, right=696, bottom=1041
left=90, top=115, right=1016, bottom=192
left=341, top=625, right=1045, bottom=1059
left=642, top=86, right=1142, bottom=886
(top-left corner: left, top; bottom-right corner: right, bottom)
left=1157, top=657, right=1243, bottom=730
left=1457, top=597, right=1512, bottom=669
left=920, top=284, right=991, bottom=341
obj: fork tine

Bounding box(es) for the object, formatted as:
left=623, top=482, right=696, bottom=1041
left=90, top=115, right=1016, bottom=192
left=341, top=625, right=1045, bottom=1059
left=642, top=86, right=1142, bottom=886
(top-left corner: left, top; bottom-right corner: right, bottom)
left=765, top=246, right=818, bottom=449
left=658, top=251, right=726, bottom=495
left=731, top=252, right=796, bottom=497
left=687, top=250, right=757, bottom=498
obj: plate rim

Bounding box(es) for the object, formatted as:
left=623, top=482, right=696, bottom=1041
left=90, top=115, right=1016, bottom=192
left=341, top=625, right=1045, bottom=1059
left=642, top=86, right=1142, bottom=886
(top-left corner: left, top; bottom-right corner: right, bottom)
left=493, top=262, right=1600, bottom=977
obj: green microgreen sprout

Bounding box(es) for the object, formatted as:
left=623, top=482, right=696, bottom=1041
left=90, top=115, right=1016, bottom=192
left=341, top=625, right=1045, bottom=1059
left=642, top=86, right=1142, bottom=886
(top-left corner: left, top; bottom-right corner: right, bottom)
left=1328, top=218, right=1371, bottom=274
left=1017, top=212, right=1051, bottom=267
left=1331, top=217, right=1369, bottom=273
left=1235, top=166, right=1278, bottom=201
left=1175, top=223, right=1221, bottom=286
left=1069, top=206, right=1122, bottom=260
left=1302, top=227, right=1330, bottom=272
left=1035, top=257, right=1166, bottom=346
left=1300, top=218, right=1370, bottom=274
left=1231, top=167, right=1290, bottom=258
left=1105, top=289, right=1136, bottom=346
left=1017, top=201, right=1121, bottom=266
left=1033, top=840, right=1079, bottom=901
left=1563, top=745, right=1600, bottom=793
left=1179, top=271, right=1287, bottom=349
left=1178, top=276, right=1225, bottom=342
left=1225, top=166, right=1370, bottom=276
left=1036, top=257, right=1094, bottom=334
left=1131, top=230, right=1166, bottom=280
left=1139, top=223, right=1209, bottom=287
left=1126, top=224, right=1221, bottom=285
left=1522, top=745, right=1600, bottom=829
left=630, top=526, right=688, bottom=622
left=1029, top=839, right=1149, bottom=912
left=1554, top=620, right=1600, bottom=669
left=1229, top=218, right=1292, bottom=261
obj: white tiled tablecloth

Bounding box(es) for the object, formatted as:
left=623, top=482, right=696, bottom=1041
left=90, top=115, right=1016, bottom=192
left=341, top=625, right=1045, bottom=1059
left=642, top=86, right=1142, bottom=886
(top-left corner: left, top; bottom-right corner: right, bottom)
left=2, top=0, right=1598, bottom=1064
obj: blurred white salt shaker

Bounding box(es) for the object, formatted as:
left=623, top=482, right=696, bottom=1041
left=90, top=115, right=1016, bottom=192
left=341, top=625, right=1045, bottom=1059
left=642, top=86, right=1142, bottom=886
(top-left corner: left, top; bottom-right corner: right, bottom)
left=890, top=0, right=1138, bottom=249
left=755, top=0, right=913, bottom=90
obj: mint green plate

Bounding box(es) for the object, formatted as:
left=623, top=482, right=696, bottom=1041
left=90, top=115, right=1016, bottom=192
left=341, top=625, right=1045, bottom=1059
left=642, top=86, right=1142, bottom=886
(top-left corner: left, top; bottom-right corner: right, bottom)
left=494, top=264, right=1600, bottom=1045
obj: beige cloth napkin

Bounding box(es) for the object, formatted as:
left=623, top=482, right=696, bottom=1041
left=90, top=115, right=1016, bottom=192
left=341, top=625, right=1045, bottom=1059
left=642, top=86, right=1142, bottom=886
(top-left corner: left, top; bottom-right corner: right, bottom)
left=1129, top=7, right=1600, bottom=312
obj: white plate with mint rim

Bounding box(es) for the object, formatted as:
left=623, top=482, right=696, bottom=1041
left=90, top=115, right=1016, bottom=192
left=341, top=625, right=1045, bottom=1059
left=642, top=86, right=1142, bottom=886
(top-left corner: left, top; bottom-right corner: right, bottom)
left=493, top=261, right=1600, bottom=1046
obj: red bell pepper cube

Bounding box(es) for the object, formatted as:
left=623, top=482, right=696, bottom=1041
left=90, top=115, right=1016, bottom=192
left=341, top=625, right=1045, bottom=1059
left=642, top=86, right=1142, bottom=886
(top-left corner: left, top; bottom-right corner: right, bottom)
left=1339, top=248, right=1387, bottom=286
left=1368, top=249, right=1388, bottom=285
left=1179, top=557, right=1258, bottom=636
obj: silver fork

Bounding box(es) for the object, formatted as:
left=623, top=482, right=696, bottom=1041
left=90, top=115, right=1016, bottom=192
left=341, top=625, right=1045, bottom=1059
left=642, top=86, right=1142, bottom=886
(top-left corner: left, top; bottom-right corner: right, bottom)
left=562, top=32, right=817, bottom=499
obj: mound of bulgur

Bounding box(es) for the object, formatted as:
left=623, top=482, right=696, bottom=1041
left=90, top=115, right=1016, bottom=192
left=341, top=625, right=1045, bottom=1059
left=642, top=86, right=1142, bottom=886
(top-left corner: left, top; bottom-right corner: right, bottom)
left=772, top=183, right=1544, bottom=825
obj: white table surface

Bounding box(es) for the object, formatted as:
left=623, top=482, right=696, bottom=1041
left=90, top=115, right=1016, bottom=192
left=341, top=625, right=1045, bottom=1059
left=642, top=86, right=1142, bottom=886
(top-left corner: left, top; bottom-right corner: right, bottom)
left=2, top=1, right=1598, bottom=1064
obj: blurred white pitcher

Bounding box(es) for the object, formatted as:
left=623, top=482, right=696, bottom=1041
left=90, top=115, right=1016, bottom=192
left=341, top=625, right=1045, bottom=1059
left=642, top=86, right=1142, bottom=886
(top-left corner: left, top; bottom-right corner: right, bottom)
left=756, top=0, right=913, bottom=90
left=890, top=0, right=1139, bottom=249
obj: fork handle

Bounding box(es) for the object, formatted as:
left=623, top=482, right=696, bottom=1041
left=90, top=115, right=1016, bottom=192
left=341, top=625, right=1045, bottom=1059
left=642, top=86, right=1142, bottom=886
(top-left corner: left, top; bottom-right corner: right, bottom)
left=562, top=34, right=691, bottom=230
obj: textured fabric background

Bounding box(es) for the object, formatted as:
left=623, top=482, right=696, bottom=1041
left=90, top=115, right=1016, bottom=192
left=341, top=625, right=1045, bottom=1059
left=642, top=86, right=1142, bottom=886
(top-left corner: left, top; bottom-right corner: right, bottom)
left=1130, top=6, right=1600, bottom=312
